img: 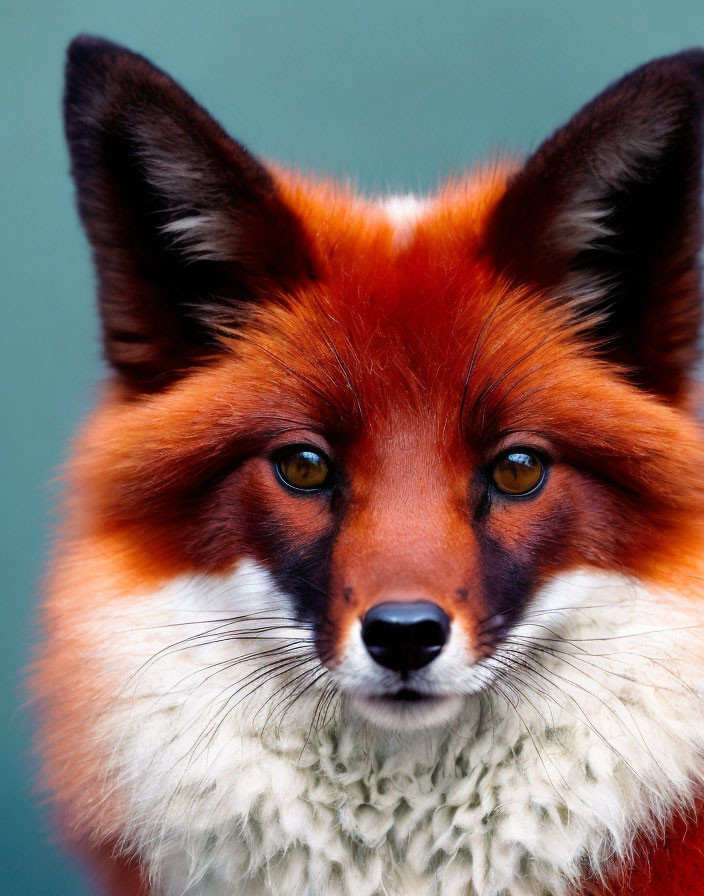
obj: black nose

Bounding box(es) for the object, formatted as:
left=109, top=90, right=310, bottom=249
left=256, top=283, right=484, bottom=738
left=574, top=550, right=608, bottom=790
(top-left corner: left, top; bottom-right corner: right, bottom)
left=361, top=601, right=451, bottom=676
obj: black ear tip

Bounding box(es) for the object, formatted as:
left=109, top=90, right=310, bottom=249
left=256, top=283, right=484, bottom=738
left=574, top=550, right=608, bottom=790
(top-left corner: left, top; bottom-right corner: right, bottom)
left=676, top=46, right=704, bottom=67
left=663, top=47, right=704, bottom=80
left=65, top=36, right=117, bottom=127
left=64, top=36, right=164, bottom=130
left=65, top=35, right=155, bottom=90
left=676, top=47, right=704, bottom=89
left=641, top=47, right=704, bottom=90
left=67, top=34, right=127, bottom=70
left=65, top=36, right=124, bottom=104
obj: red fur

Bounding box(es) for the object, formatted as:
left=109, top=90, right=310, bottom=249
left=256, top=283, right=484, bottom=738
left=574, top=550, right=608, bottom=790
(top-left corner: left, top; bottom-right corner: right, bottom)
left=38, top=166, right=704, bottom=895
left=33, top=38, right=704, bottom=895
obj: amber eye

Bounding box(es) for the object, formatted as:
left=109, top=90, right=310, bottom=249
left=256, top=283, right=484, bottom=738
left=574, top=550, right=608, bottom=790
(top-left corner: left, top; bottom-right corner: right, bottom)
left=276, top=447, right=332, bottom=491
left=491, top=450, right=545, bottom=496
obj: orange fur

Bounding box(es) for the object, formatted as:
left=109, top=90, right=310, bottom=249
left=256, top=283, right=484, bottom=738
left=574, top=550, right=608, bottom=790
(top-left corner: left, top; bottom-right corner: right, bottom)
left=34, top=38, right=704, bottom=895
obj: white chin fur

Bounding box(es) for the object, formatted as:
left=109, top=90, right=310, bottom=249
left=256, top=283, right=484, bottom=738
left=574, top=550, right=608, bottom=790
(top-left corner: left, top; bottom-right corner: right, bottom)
left=79, top=563, right=704, bottom=896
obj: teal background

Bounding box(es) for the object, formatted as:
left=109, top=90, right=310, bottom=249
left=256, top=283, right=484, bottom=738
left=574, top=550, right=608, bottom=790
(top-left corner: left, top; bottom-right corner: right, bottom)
left=3, top=1, right=704, bottom=892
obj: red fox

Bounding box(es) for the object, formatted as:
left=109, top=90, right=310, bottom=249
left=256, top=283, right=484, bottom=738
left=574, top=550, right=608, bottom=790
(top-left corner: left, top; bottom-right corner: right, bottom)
left=34, top=36, right=704, bottom=896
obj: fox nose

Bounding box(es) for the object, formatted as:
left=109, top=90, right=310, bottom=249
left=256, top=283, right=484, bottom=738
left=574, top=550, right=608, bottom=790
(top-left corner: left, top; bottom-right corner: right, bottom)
left=361, top=601, right=451, bottom=676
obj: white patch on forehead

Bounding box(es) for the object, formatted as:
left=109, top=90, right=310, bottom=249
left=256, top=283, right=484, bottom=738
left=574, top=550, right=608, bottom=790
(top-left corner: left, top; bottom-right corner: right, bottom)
left=381, top=194, right=430, bottom=249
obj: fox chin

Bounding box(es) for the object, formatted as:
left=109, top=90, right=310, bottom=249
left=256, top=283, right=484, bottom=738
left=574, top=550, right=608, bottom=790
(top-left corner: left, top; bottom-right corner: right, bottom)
left=33, top=36, right=704, bottom=896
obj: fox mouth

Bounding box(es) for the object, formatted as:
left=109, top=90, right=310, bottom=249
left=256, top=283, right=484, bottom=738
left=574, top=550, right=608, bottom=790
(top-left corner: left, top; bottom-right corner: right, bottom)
left=385, top=687, right=437, bottom=703
left=348, top=688, right=465, bottom=729
left=355, top=685, right=450, bottom=706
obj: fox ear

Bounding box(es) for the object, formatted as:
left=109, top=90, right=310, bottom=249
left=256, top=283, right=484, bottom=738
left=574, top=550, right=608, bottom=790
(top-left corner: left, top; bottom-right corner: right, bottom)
left=484, top=50, right=704, bottom=402
left=64, top=36, right=315, bottom=389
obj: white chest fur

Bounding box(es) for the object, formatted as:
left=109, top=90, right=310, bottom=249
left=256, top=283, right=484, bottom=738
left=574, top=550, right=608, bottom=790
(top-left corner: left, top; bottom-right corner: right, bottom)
left=87, top=563, right=704, bottom=895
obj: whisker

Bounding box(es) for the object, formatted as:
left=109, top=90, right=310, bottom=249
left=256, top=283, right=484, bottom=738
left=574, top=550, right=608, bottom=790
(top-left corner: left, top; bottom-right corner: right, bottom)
left=491, top=644, right=668, bottom=790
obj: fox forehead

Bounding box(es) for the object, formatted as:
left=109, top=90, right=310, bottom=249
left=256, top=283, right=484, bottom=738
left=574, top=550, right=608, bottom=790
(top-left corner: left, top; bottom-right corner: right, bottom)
left=194, top=171, right=584, bottom=430
left=273, top=167, right=507, bottom=281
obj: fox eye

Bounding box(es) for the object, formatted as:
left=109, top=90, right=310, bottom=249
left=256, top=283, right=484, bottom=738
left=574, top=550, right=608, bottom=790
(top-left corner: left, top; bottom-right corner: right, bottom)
left=275, top=447, right=332, bottom=492
left=491, top=449, right=545, bottom=496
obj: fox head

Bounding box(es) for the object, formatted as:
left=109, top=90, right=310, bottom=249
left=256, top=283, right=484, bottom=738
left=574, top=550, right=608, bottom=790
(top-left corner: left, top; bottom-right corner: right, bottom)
left=64, top=37, right=704, bottom=730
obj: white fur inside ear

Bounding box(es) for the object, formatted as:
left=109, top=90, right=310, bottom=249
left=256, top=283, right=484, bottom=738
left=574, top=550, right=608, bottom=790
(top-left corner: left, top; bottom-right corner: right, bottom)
left=131, top=129, right=242, bottom=263
left=160, top=211, right=236, bottom=261
left=81, top=565, right=704, bottom=896
left=546, top=109, right=677, bottom=309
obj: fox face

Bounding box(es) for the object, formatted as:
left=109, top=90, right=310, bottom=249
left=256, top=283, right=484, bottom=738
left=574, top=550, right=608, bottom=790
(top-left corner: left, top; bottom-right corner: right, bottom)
left=37, top=37, right=704, bottom=896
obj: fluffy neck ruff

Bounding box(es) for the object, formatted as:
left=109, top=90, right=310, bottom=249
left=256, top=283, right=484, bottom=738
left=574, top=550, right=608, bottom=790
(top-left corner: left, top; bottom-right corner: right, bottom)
left=85, top=564, right=704, bottom=895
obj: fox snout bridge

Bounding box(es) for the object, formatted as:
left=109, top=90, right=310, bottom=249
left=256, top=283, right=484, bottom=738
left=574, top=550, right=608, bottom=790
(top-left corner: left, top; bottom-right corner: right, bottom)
left=361, top=601, right=451, bottom=676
